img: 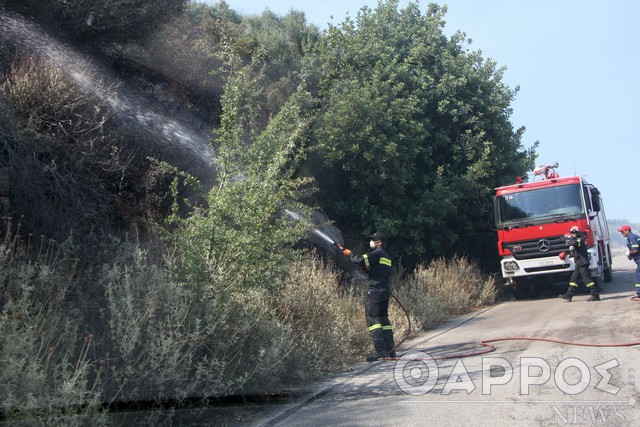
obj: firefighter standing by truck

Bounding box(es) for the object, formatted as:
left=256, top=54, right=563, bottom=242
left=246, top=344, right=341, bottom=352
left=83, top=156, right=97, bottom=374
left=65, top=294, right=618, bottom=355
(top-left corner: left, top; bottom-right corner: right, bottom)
left=559, top=226, right=601, bottom=302
left=341, top=232, right=396, bottom=361
left=617, top=225, right=640, bottom=301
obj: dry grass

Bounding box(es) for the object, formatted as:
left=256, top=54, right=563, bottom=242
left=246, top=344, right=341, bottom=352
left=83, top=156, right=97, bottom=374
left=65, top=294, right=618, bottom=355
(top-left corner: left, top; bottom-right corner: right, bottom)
left=276, top=253, right=370, bottom=378
left=0, top=220, right=107, bottom=426
left=394, top=255, right=498, bottom=331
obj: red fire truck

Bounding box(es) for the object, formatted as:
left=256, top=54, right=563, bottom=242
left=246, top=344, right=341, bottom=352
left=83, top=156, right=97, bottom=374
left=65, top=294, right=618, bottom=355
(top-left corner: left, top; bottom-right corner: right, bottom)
left=492, top=163, right=612, bottom=299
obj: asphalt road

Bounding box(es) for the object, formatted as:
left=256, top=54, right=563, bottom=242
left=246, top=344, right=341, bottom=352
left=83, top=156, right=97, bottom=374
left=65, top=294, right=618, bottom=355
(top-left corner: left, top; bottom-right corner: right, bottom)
left=248, top=250, right=640, bottom=427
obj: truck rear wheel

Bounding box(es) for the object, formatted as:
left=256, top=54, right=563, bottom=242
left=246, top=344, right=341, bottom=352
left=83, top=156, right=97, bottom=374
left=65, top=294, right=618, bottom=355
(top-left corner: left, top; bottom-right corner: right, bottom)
left=603, top=246, right=613, bottom=283
left=597, top=246, right=613, bottom=283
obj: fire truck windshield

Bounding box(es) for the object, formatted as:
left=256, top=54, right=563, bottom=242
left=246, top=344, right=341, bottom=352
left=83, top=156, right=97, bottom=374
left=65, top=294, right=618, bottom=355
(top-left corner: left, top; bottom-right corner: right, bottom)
left=495, top=183, right=584, bottom=226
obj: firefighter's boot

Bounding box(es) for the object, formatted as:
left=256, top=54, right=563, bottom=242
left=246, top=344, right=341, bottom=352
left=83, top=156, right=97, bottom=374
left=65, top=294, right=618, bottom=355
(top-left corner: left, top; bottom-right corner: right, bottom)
left=382, top=326, right=397, bottom=359
left=586, top=284, right=601, bottom=302
left=366, top=328, right=387, bottom=362
left=559, top=285, right=577, bottom=302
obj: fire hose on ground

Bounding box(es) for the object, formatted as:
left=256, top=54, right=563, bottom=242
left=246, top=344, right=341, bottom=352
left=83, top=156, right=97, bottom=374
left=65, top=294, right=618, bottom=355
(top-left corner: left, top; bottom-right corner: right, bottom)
left=389, top=291, right=640, bottom=361
left=387, top=283, right=640, bottom=361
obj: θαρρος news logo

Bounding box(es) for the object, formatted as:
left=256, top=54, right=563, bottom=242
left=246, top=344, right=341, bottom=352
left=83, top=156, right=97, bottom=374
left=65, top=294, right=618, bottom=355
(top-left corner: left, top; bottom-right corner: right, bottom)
left=393, top=350, right=621, bottom=396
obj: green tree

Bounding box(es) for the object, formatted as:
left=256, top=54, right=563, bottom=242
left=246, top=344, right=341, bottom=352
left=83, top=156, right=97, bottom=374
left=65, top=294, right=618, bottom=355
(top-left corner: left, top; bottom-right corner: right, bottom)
left=197, top=4, right=321, bottom=131
left=241, top=10, right=320, bottom=129
left=301, top=1, right=536, bottom=267
left=166, top=42, right=314, bottom=296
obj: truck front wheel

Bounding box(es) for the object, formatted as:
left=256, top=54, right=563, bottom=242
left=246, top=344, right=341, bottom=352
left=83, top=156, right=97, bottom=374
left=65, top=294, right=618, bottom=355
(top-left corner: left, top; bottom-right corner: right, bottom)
left=512, top=281, right=538, bottom=300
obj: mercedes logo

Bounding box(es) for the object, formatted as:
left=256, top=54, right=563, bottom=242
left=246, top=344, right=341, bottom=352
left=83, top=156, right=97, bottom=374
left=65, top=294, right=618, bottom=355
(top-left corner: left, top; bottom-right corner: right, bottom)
left=538, top=240, right=551, bottom=252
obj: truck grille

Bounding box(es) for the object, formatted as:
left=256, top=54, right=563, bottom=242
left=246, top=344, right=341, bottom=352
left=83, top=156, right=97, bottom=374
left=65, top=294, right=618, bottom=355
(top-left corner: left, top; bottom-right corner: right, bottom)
left=524, top=264, right=571, bottom=273
left=503, top=235, right=569, bottom=261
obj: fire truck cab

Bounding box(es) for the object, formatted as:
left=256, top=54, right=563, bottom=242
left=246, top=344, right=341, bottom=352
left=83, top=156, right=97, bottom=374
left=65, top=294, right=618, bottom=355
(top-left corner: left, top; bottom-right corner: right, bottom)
left=492, top=163, right=612, bottom=299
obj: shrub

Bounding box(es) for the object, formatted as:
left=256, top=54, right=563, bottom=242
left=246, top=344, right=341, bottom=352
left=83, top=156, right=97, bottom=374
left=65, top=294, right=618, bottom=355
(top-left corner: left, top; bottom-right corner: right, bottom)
left=0, top=219, right=107, bottom=426
left=276, top=253, right=370, bottom=378
left=99, top=245, right=295, bottom=400
left=0, top=221, right=302, bottom=419
left=395, top=255, right=498, bottom=331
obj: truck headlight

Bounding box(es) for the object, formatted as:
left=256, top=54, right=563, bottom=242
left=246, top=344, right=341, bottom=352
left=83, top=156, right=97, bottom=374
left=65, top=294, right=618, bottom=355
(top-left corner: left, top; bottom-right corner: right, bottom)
left=503, top=261, right=519, bottom=271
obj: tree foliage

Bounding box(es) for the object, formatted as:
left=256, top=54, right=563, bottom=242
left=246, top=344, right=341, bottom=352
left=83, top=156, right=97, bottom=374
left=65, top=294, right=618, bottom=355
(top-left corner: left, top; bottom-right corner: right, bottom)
left=300, top=1, right=536, bottom=266
left=196, top=3, right=320, bottom=131
left=165, top=44, right=314, bottom=296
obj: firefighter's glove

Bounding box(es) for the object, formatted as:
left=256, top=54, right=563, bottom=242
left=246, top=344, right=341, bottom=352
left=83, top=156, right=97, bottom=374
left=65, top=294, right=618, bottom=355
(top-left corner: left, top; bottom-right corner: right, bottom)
left=342, top=248, right=352, bottom=256
left=559, top=251, right=566, bottom=260
left=626, top=250, right=631, bottom=260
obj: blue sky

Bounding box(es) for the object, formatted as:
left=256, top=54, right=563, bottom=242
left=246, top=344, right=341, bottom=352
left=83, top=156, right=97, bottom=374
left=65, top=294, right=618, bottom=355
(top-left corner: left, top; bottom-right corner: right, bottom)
left=204, top=1, right=640, bottom=224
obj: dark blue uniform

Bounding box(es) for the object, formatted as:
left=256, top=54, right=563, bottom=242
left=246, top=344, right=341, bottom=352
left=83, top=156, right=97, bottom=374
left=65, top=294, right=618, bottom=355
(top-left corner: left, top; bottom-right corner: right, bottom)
left=567, top=231, right=594, bottom=287
left=350, top=246, right=396, bottom=359
left=559, top=229, right=599, bottom=301
left=624, top=232, right=640, bottom=297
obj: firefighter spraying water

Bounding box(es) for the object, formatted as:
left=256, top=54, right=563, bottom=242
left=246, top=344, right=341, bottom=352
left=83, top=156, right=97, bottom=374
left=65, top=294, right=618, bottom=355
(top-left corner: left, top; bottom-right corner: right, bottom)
left=284, top=209, right=404, bottom=360
left=339, top=232, right=397, bottom=361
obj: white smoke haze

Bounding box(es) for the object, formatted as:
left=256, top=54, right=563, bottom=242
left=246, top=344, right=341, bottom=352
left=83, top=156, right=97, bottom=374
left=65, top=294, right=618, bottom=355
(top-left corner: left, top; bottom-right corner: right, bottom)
left=0, top=8, right=215, bottom=178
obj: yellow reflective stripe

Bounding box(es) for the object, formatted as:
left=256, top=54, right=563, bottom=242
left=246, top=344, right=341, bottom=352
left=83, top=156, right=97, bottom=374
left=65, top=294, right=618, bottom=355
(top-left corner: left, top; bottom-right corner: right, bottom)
left=585, top=282, right=595, bottom=288
left=380, top=257, right=392, bottom=267
left=635, top=284, right=640, bottom=288
left=363, top=254, right=370, bottom=270
left=368, top=323, right=382, bottom=331
left=382, top=325, right=393, bottom=331
left=569, top=283, right=579, bottom=287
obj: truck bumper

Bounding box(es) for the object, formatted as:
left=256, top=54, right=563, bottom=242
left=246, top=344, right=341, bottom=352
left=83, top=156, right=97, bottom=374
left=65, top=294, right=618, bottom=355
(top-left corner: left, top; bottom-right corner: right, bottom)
left=501, top=255, right=572, bottom=279
left=501, top=247, right=602, bottom=281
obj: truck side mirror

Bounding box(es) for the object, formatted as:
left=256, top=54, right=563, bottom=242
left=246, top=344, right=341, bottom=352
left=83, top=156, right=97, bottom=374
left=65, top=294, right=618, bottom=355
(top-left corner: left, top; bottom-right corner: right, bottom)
left=591, top=188, right=601, bottom=212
